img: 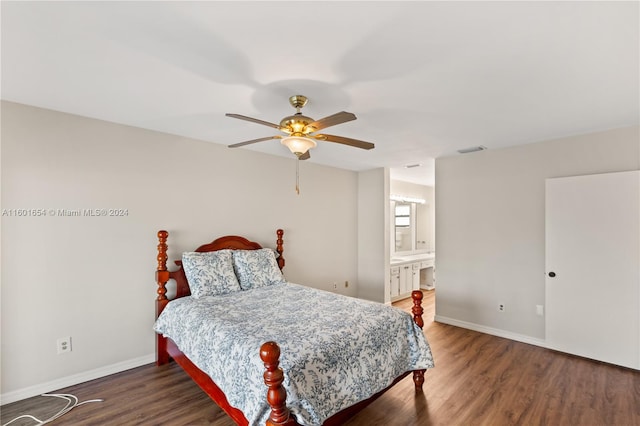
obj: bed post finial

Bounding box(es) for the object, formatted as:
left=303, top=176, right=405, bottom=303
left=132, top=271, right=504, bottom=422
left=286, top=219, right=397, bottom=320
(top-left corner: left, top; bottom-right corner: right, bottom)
left=260, top=341, right=297, bottom=426
left=276, top=229, right=285, bottom=270
left=411, top=290, right=427, bottom=391
left=156, top=230, right=169, bottom=302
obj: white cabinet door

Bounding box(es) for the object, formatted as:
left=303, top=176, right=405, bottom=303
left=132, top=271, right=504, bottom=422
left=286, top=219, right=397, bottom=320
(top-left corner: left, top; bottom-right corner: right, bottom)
left=412, top=263, right=421, bottom=290
left=545, top=171, right=639, bottom=369
left=399, top=265, right=411, bottom=295
left=390, top=267, right=400, bottom=298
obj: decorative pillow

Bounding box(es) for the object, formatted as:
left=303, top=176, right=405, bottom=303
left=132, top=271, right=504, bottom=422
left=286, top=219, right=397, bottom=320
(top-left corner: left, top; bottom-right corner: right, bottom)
left=182, top=250, right=241, bottom=298
left=232, top=248, right=286, bottom=290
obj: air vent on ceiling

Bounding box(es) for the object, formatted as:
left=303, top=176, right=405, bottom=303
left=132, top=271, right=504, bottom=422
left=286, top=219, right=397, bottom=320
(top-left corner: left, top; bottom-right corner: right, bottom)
left=404, top=163, right=422, bottom=168
left=457, top=145, right=487, bottom=154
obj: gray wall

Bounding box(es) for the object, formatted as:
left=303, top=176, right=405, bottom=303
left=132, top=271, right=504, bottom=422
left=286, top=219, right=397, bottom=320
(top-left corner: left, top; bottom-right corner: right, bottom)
left=435, top=126, right=640, bottom=343
left=357, top=168, right=389, bottom=303
left=0, top=101, right=361, bottom=401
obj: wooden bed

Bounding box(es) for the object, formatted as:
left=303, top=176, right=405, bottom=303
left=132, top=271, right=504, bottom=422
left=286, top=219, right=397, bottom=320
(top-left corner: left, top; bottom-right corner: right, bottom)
left=155, top=228, right=428, bottom=426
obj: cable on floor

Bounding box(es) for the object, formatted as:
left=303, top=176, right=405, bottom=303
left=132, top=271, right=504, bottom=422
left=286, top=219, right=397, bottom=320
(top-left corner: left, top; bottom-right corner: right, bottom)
left=2, top=393, right=104, bottom=426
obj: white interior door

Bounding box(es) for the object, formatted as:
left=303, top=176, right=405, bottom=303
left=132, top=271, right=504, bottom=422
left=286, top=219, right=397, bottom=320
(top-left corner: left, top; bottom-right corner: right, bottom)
left=545, top=170, right=639, bottom=369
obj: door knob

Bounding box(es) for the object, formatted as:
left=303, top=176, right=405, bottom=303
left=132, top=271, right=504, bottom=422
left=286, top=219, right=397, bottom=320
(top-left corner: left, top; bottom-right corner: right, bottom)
left=548, top=272, right=556, bottom=277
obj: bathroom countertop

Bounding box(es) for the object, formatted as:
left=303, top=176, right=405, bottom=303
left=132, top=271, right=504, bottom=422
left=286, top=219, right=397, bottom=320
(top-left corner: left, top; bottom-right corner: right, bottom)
left=390, top=253, right=435, bottom=265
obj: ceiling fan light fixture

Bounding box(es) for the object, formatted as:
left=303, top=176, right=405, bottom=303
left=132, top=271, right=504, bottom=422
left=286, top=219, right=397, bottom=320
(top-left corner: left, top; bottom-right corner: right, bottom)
left=281, top=136, right=317, bottom=156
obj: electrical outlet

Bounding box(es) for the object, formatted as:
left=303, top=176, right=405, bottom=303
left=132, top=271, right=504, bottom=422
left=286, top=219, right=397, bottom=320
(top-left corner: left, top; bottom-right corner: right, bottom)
left=498, top=304, right=505, bottom=312
left=536, top=305, right=544, bottom=316
left=333, top=282, right=337, bottom=290
left=57, top=336, right=72, bottom=354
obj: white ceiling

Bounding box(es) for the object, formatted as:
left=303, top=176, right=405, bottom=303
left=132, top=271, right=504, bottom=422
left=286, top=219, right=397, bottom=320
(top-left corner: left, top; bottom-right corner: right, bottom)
left=2, top=1, right=638, bottom=186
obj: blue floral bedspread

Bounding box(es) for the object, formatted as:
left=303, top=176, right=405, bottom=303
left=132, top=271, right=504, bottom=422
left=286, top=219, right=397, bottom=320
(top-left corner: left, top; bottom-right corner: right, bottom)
left=154, top=282, right=434, bottom=426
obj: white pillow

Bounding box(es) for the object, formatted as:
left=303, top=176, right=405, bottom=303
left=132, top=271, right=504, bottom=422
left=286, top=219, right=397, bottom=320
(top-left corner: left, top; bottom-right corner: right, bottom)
left=182, top=250, right=241, bottom=298
left=232, top=248, right=285, bottom=290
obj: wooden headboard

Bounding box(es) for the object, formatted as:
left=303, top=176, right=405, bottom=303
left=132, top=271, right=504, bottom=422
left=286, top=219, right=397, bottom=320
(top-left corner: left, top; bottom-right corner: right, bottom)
left=155, top=229, right=285, bottom=317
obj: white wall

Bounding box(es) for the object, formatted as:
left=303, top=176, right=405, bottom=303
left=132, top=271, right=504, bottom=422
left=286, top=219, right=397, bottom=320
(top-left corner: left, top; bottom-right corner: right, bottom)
left=435, top=126, right=640, bottom=343
left=0, top=101, right=360, bottom=401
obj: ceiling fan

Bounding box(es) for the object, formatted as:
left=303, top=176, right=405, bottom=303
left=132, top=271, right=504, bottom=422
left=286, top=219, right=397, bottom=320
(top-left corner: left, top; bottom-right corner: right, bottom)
left=226, top=95, right=375, bottom=160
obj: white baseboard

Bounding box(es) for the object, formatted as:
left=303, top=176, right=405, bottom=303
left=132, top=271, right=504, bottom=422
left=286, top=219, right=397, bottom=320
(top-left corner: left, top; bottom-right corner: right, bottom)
left=1, top=353, right=155, bottom=405
left=434, top=315, right=547, bottom=348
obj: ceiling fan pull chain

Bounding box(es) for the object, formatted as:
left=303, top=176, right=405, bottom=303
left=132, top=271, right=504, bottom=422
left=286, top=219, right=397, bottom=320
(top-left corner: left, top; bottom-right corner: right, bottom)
left=296, top=157, right=300, bottom=195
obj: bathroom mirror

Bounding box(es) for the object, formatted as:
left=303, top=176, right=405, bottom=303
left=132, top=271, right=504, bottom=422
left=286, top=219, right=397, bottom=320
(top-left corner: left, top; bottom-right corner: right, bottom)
left=392, top=199, right=431, bottom=255
left=393, top=201, right=415, bottom=253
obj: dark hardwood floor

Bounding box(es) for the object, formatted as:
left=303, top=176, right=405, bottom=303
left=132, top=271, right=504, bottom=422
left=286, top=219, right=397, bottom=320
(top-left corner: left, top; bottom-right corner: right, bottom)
left=3, top=290, right=639, bottom=425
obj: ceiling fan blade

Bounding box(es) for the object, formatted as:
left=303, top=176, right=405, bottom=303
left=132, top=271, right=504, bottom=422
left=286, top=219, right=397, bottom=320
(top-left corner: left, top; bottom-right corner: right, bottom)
left=298, top=151, right=311, bottom=160
left=226, top=113, right=282, bottom=130
left=314, top=134, right=375, bottom=150
left=305, top=111, right=356, bottom=132
left=228, top=135, right=282, bottom=148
